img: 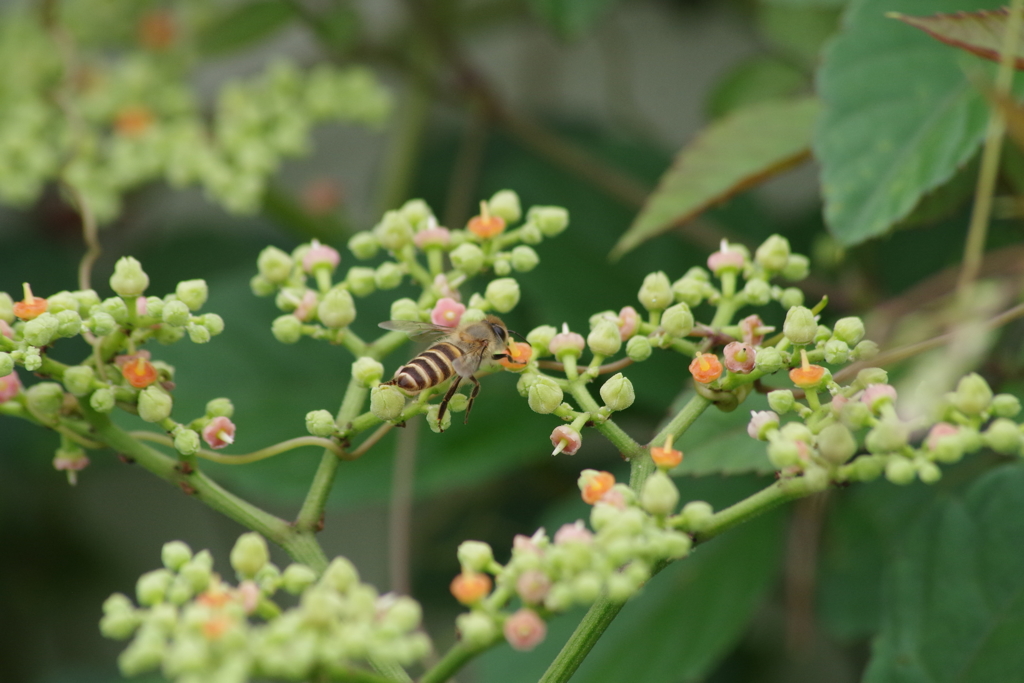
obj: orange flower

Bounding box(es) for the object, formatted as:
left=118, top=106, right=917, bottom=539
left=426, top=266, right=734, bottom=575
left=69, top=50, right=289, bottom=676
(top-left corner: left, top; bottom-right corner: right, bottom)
left=450, top=571, right=493, bottom=605
left=202, top=615, right=231, bottom=640
left=138, top=10, right=176, bottom=50
left=467, top=201, right=506, bottom=239
left=499, top=341, right=532, bottom=369
left=650, top=435, right=683, bottom=469
left=12, top=283, right=47, bottom=321
left=197, top=584, right=232, bottom=609
left=115, top=105, right=154, bottom=137
left=580, top=470, right=615, bottom=504
left=789, top=349, right=826, bottom=389
left=122, top=357, right=159, bottom=389
left=688, top=353, right=723, bottom=384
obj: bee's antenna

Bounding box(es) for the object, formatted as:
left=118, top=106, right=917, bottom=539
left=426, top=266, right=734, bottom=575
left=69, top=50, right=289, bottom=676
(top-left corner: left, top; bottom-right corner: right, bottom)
left=507, top=328, right=527, bottom=342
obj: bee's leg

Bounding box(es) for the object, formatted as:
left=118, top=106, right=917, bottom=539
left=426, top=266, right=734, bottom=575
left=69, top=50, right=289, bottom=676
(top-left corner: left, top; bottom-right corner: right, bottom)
left=437, top=376, right=462, bottom=429
left=464, top=376, right=482, bottom=424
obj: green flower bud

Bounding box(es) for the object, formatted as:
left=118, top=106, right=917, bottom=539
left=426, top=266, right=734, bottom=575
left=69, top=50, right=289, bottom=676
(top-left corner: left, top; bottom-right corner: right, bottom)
left=47, top=291, right=79, bottom=314
left=814, top=325, right=832, bottom=345
left=661, top=303, right=694, bottom=338
left=346, top=266, right=377, bottom=297
left=754, top=234, right=791, bottom=271
left=528, top=376, right=563, bottom=414
left=526, top=326, right=558, bottom=357
left=22, top=347, right=42, bottom=372
left=991, top=393, right=1021, bottom=418
left=528, top=206, right=569, bottom=237
left=640, top=471, right=679, bottom=516
left=767, top=437, right=800, bottom=469
left=485, top=278, right=520, bottom=313
left=87, top=310, right=117, bottom=336
left=456, top=612, right=499, bottom=648
left=743, top=278, right=771, bottom=306
left=851, top=340, right=879, bottom=361
left=348, top=231, right=380, bottom=260
left=23, top=312, right=59, bottom=347
left=638, top=272, right=672, bottom=312
left=832, top=317, right=865, bottom=346
left=823, top=339, right=850, bottom=365
left=371, top=384, right=405, bottom=421
left=282, top=563, right=318, bottom=594
left=162, top=300, right=191, bottom=327
left=173, top=427, right=200, bottom=456
left=600, top=373, right=635, bottom=412
left=375, top=262, right=405, bottom=290
left=138, top=386, right=173, bottom=423
left=865, top=420, right=908, bottom=453
left=318, top=287, right=356, bottom=328
left=321, top=556, right=359, bottom=592
left=782, top=254, right=810, bottom=281
left=754, top=346, right=784, bottom=374
left=448, top=393, right=469, bottom=413
left=779, top=287, right=804, bottom=309
left=305, top=409, right=336, bottom=437
left=457, top=541, right=495, bottom=572
left=0, top=352, right=12, bottom=378
left=781, top=422, right=813, bottom=444
left=63, top=365, right=95, bottom=396
left=848, top=454, right=885, bottom=482
left=510, top=245, right=539, bottom=272
left=180, top=550, right=213, bottom=593
left=817, top=423, right=857, bottom=465
left=374, top=210, right=414, bottom=251
left=487, top=189, right=522, bottom=223
left=0, top=292, right=13, bottom=321
left=951, top=373, right=993, bottom=416
left=519, top=222, right=543, bottom=245
left=493, top=257, right=513, bottom=276
left=186, top=322, right=211, bottom=344
left=197, top=314, right=223, bottom=337
left=916, top=460, right=941, bottom=484
left=26, top=382, right=64, bottom=418
left=390, top=298, right=420, bottom=322
left=161, top=541, right=193, bottom=571
left=52, top=309, right=80, bottom=337
left=885, top=457, right=916, bottom=485
left=853, top=367, right=888, bottom=389
left=671, top=277, right=705, bottom=307
left=680, top=500, right=714, bottom=533
left=99, top=603, right=139, bottom=641
left=136, top=568, right=173, bottom=606
left=100, top=297, right=129, bottom=324
left=984, top=418, right=1022, bottom=455
left=109, top=256, right=149, bottom=297
left=352, top=357, right=385, bottom=387
left=626, top=335, right=652, bottom=362
left=783, top=306, right=816, bottom=345
left=257, top=246, right=294, bottom=283
left=450, top=243, right=486, bottom=276
left=271, top=314, right=302, bottom=344
left=231, top=532, right=269, bottom=579
left=426, top=403, right=452, bottom=433
left=588, top=319, right=622, bottom=357
left=175, top=280, right=208, bottom=312
left=90, top=387, right=115, bottom=413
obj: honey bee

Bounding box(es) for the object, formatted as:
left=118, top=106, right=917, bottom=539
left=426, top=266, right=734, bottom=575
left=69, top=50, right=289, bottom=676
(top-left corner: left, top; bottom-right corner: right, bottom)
left=378, top=315, right=514, bottom=428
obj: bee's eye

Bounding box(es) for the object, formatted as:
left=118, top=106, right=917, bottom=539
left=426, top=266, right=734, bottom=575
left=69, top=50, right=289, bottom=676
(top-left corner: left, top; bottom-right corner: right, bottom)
left=491, top=323, right=507, bottom=341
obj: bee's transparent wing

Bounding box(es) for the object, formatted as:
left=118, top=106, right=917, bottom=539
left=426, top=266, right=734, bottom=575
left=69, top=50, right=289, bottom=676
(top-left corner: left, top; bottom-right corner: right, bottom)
left=378, top=320, right=451, bottom=342
left=452, top=345, right=488, bottom=377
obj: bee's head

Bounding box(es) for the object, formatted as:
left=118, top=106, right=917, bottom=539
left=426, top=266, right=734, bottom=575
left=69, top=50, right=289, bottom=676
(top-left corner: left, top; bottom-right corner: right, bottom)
left=484, top=315, right=508, bottom=344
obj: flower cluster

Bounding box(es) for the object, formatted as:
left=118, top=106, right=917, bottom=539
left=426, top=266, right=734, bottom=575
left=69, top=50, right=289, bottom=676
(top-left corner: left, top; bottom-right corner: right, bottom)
left=0, top=256, right=237, bottom=479
left=101, top=534, right=431, bottom=682
left=449, top=468, right=699, bottom=652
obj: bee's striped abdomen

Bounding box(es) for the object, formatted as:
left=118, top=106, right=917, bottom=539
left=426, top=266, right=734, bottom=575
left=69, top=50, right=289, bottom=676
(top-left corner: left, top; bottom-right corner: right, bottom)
left=394, top=341, right=461, bottom=392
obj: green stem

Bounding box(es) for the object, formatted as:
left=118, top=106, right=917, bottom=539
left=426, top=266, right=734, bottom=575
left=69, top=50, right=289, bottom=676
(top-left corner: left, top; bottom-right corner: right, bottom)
left=537, top=597, right=624, bottom=683
left=693, top=476, right=817, bottom=543
left=418, top=639, right=501, bottom=683
left=566, top=377, right=643, bottom=461
left=640, top=393, right=712, bottom=490
left=130, top=431, right=348, bottom=464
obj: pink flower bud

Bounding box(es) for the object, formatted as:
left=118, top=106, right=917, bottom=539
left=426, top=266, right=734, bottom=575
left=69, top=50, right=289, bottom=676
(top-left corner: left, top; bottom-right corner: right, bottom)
left=707, top=240, right=746, bottom=274
left=747, top=410, right=780, bottom=440
left=504, top=608, right=547, bottom=651
left=238, top=580, right=260, bottom=613
left=617, top=306, right=639, bottom=340
left=549, top=324, right=585, bottom=358
left=926, top=422, right=959, bottom=451
left=739, top=314, right=769, bottom=346
left=433, top=274, right=462, bottom=301
left=861, top=384, right=897, bottom=412
left=723, top=342, right=756, bottom=373
left=598, top=487, right=627, bottom=509
left=430, top=297, right=465, bottom=327
left=203, top=416, right=236, bottom=449
left=554, top=520, right=593, bottom=545
left=53, top=453, right=90, bottom=471
left=302, top=239, right=341, bottom=273
left=513, top=529, right=547, bottom=556
left=300, top=178, right=343, bottom=216
left=550, top=425, right=582, bottom=455
left=414, top=226, right=451, bottom=249
left=136, top=297, right=147, bottom=316
left=0, top=319, right=12, bottom=339
left=0, top=371, right=23, bottom=402
left=515, top=569, right=552, bottom=604
left=293, top=289, right=319, bottom=322
left=830, top=394, right=848, bottom=413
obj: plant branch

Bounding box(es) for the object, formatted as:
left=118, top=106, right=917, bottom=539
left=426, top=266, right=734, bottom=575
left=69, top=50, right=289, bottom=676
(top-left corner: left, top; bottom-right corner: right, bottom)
left=389, top=416, right=420, bottom=596
left=129, top=431, right=348, bottom=464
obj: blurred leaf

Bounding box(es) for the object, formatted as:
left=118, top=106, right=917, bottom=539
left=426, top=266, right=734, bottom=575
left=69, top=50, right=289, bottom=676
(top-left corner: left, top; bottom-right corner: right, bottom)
left=706, top=56, right=808, bottom=119
left=611, top=97, right=819, bottom=260
left=814, top=0, right=1023, bottom=246
left=758, top=3, right=843, bottom=66
left=864, top=464, right=1024, bottom=682
left=893, top=153, right=979, bottom=229
left=315, top=5, right=359, bottom=52
left=889, top=8, right=1024, bottom=68
left=526, top=0, right=620, bottom=38
left=762, top=0, right=847, bottom=6
left=197, top=1, right=295, bottom=55
left=670, top=390, right=775, bottom=477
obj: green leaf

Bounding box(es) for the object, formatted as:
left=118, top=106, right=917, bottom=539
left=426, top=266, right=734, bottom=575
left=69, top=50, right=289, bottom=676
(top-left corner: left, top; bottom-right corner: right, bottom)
left=611, top=97, right=819, bottom=260
left=526, top=0, right=620, bottom=39
left=706, top=56, right=809, bottom=119
left=814, top=0, right=1022, bottom=246
left=864, top=464, right=1024, bottom=682
left=197, top=1, right=295, bottom=55
left=672, top=390, right=775, bottom=477
left=890, top=8, right=1024, bottom=69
